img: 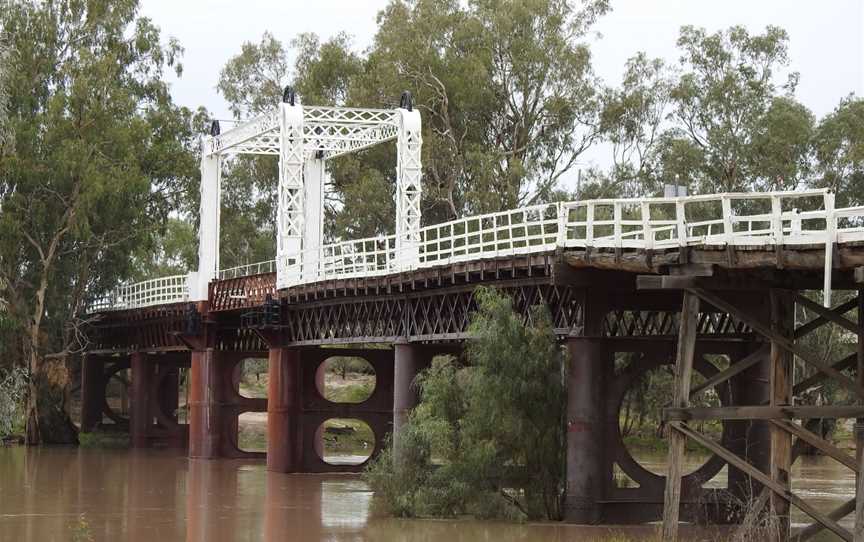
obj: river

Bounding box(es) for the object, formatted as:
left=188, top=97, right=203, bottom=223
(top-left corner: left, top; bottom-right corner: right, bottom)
left=0, top=447, right=852, bottom=541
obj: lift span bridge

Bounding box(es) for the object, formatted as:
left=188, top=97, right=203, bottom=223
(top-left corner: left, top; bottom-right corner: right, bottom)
left=80, top=90, right=864, bottom=540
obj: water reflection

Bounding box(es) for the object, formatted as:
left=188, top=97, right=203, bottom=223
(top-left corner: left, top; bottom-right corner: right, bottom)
left=0, top=447, right=854, bottom=541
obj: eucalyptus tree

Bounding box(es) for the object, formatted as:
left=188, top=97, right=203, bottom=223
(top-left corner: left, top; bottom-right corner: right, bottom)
left=661, top=25, right=814, bottom=193
left=0, top=37, right=10, bottom=153
left=595, top=53, right=674, bottom=198
left=211, top=0, right=610, bottom=256
left=813, top=96, right=864, bottom=207
left=0, top=0, right=199, bottom=443
left=215, top=31, right=364, bottom=266
left=584, top=25, right=816, bottom=199
left=353, top=0, right=610, bottom=220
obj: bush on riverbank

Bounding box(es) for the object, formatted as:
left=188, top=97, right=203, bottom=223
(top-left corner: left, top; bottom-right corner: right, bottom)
left=365, top=287, right=567, bottom=521
left=0, top=366, right=27, bottom=439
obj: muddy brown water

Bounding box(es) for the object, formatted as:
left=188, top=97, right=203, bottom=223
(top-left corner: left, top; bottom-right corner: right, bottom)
left=0, top=447, right=852, bottom=541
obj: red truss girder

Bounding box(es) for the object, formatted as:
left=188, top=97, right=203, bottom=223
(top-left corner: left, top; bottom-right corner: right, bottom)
left=85, top=303, right=189, bottom=352
left=279, top=281, right=584, bottom=345
left=210, top=273, right=277, bottom=312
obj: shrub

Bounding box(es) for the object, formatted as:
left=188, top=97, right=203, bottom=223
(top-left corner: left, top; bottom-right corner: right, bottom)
left=364, top=287, right=567, bottom=520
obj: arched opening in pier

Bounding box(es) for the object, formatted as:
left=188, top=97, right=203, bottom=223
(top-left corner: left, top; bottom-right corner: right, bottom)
left=315, top=418, right=375, bottom=466
left=616, top=354, right=729, bottom=487
left=238, top=357, right=269, bottom=399
left=104, top=367, right=131, bottom=425
left=238, top=357, right=269, bottom=453
left=317, top=357, right=376, bottom=404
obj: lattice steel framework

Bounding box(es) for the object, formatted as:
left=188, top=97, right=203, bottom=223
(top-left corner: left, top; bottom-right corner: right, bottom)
left=224, top=280, right=755, bottom=346
left=205, top=106, right=402, bottom=160
left=193, top=94, right=421, bottom=295
left=603, top=309, right=750, bottom=337
left=396, top=108, right=422, bottom=264
left=277, top=102, right=305, bottom=285
left=277, top=280, right=582, bottom=345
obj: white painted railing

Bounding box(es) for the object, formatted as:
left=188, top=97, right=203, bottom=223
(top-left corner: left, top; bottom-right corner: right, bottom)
left=86, top=274, right=190, bottom=312
left=218, top=260, right=277, bottom=280
left=87, top=189, right=864, bottom=313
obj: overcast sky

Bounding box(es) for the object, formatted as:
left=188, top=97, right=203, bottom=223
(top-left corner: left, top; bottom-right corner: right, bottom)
left=139, top=0, right=864, bottom=189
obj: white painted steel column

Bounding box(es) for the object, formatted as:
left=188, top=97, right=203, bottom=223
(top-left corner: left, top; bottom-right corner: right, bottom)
left=303, top=157, right=326, bottom=282
left=194, top=140, right=221, bottom=301
left=395, top=107, right=422, bottom=270
left=277, top=100, right=305, bottom=289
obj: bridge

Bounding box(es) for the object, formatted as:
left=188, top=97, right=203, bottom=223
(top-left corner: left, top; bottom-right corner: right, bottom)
left=80, top=91, right=864, bottom=540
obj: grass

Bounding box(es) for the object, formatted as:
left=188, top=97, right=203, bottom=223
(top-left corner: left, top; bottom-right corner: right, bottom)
left=325, top=376, right=374, bottom=403
left=236, top=416, right=374, bottom=459
left=238, top=421, right=267, bottom=452
left=322, top=418, right=375, bottom=456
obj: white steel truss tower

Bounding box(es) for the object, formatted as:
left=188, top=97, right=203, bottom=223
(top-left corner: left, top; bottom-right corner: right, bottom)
left=193, top=90, right=422, bottom=297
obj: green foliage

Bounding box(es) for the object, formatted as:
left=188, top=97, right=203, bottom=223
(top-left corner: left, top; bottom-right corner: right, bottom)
left=70, top=513, right=94, bottom=542
left=242, top=358, right=268, bottom=378
left=598, top=53, right=673, bottom=197
left=0, top=0, right=200, bottom=441
left=590, top=24, right=817, bottom=198
left=0, top=0, right=199, bottom=325
left=326, top=356, right=374, bottom=378
left=77, top=431, right=129, bottom=449
left=666, top=25, right=808, bottom=193
left=355, top=0, right=609, bottom=217
left=0, top=37, right=11, bottom=153
left=813, top=96, right=864, bottom=207
left=206, top=0, right=610, bottom=261
left=365, top=287, right=567, bottom=520
left=133, top=217, right=197, bottom=279
left=0, top=366, right=27, bottom=437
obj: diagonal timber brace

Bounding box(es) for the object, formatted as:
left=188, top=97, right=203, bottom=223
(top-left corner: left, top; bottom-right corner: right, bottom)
left=689, top=288, right=864, bottom=400
left=671, top=421, right=853, bottom=542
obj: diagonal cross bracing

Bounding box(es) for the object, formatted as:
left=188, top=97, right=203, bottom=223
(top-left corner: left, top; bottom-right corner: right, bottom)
left=206, top=106, right=400, bottom=159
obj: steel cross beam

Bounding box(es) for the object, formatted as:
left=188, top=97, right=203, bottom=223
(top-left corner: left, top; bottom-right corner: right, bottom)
left=205, top=106, right=401, bottom=160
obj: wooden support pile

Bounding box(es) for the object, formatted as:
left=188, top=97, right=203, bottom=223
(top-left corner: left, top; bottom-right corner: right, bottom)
left=656, top=274, right=864, bottom=541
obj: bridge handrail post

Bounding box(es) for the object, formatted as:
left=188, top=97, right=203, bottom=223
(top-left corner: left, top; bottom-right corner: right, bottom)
left=641, top=201, right=653, bottom=249
left=613, top=201, right=623, bottom=249
left=556, top=202, right=567, bottom=247
left=771, top=195, right=783, bottom=244
left=722, top=196, right=733, bottom=244
left=586, top=202, right=595, bottom=245
left=676, top=199, right=687, bottom=247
